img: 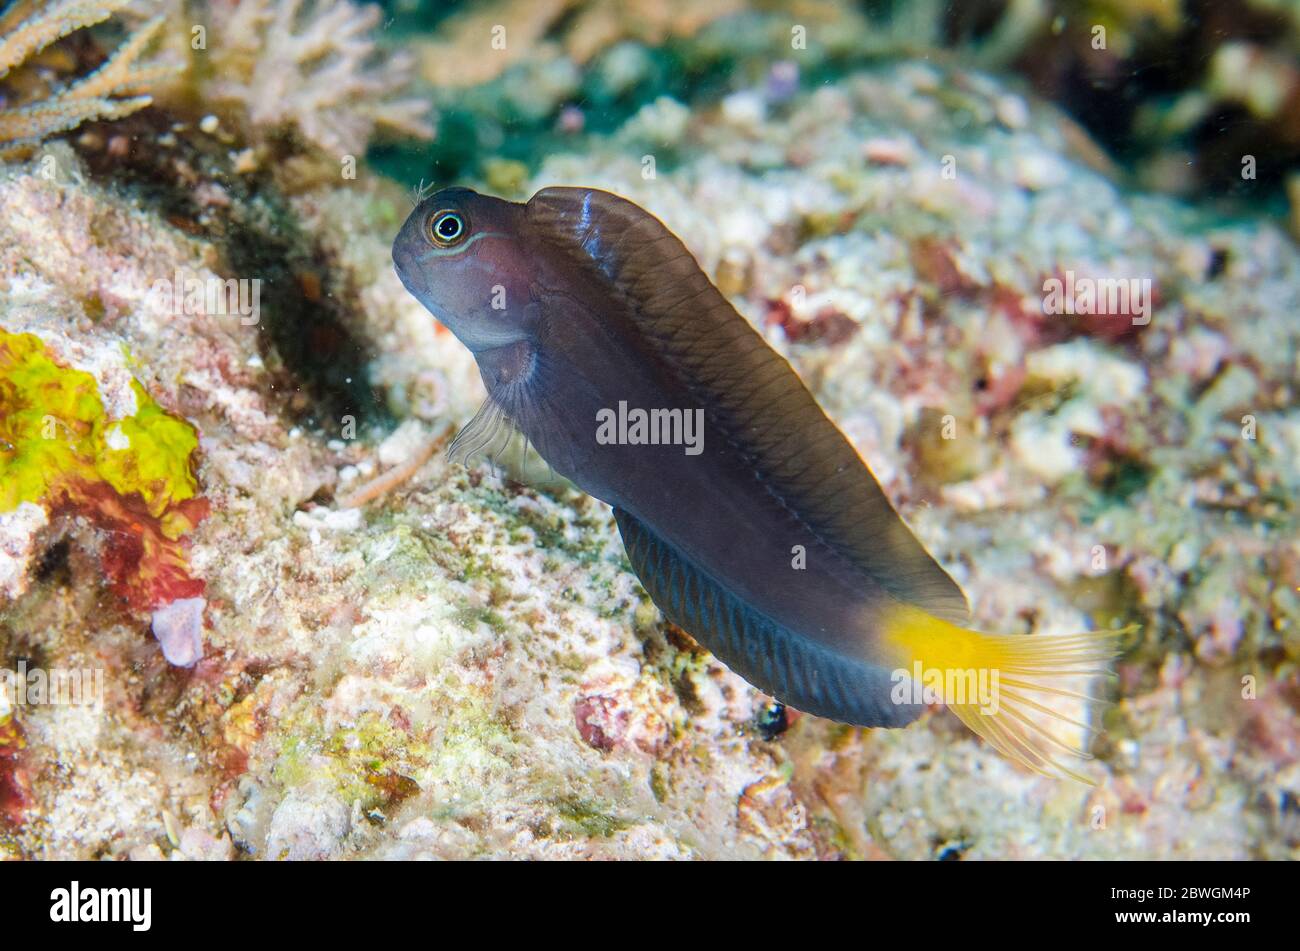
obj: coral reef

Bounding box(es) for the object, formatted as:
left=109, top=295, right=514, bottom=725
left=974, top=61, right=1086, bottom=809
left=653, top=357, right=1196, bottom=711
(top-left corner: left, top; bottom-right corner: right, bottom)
left=202, top=0, right=434, bottom=156
left=383, top=0, right=1300, bottom=233
left=1, top=42, right=1296, bottom=859
left=0, top=0, right=435, bottom=174
left=415, top=0, right=755, bottom=87
left=0, top=0, right=175, bottom=151
left=889, top=0, right=1300, bottom=212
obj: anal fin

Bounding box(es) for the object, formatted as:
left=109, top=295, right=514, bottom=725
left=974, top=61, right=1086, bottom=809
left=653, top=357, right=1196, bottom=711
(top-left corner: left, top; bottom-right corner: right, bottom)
left=613, top=507, right=921, bottom=729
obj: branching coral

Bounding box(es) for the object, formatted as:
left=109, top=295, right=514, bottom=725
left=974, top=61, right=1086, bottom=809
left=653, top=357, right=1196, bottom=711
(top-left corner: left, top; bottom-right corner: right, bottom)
left=0, top=331, right=209, bottom=660
left=204, top=0, right=434, bottom=156
left=0, top=0, right=175, bottom=151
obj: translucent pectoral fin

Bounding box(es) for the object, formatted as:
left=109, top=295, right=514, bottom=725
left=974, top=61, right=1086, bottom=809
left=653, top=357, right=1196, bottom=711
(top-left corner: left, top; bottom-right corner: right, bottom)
left=447, top=396, right=516, bottom=467
left=447, top=396, right=565, bottom=488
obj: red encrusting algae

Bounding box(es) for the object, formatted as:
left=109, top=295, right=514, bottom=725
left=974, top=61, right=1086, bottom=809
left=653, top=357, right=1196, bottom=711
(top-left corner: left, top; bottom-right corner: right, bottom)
left=0, top=330, right=210, bottom=659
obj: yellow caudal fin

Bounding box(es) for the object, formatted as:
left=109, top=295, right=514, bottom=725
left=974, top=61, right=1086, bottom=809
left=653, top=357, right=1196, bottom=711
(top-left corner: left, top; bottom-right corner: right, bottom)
left=882, top=603, right=1129, bottom=784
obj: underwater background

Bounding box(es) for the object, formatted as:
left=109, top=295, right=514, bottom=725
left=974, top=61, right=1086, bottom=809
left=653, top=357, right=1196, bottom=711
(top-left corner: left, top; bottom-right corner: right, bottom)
left=0, top=0, right=1297, bottom=859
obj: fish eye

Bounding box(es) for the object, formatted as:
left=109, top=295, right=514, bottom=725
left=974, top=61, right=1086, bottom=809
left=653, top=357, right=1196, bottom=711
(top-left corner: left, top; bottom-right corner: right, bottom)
left=427, top=210, right=467, bottom=247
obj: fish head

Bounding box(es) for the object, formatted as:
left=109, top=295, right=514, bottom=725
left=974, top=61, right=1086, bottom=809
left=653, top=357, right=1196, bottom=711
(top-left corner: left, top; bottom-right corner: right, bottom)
left=393, top=187, right=537, bottom=353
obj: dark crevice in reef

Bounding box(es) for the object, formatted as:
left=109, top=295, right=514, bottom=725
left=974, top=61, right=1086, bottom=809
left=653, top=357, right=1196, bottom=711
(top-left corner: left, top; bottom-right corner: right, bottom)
left=227, top=213, right=390, bottom=435
left=33, top=539, right=71, bottom=587
left=74, top=112, right=391, bottom=435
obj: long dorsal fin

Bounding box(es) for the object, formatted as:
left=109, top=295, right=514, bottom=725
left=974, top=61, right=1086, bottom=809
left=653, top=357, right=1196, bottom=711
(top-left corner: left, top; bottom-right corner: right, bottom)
left=614, top=508, right=921, bottom=728
left=528, top=187, right=969, bottom=623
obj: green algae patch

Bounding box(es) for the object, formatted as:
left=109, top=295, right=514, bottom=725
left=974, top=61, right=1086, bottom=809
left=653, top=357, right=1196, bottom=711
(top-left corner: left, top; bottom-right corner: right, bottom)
left=274, top=710, right=427, bottom=818
left=1, top=332, right=104, bottom=510
left=455, top=604, right=508, bottom=635
left=274, top=694, right=520, bottom=819
left=103, top=380, right=202, bottom=517
left=357, top=521, right=440, bottom=591
left=551, top=794, right=633, bottom=839
left=0, top=330, right=208, bottom=610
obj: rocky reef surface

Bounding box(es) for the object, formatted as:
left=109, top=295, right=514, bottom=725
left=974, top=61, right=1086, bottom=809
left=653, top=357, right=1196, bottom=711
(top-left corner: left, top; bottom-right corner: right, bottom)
left=1, top=49, right=1298, bottom=859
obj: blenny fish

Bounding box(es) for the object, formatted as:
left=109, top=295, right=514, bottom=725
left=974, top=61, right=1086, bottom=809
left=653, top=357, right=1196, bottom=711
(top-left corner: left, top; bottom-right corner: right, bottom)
left=393, top=186, right=1119, bottom=781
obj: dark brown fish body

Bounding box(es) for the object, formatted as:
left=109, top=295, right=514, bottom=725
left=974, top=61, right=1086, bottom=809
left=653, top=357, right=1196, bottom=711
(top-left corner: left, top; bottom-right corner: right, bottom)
left=476, top=279, right=872, bottom=641
left=394, top=186, right=1117, bottom=778
left=507, top=327, right=873, bottom=648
